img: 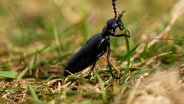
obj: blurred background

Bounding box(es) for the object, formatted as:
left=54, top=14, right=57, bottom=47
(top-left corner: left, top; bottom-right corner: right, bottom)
left=0, top=0, right=183, bottom=74
left=0, top=0, right=184, bottom=103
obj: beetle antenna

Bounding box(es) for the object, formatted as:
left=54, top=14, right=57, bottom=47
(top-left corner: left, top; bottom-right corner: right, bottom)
left=112, top=0, right=117, bottom=19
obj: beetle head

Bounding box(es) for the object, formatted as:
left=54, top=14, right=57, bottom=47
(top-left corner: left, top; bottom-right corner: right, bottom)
left=102, top=11, right=126, bottom=36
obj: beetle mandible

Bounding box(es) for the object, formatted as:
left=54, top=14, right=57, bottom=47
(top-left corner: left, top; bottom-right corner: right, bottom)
left=64, top=0, right=130, bottom=79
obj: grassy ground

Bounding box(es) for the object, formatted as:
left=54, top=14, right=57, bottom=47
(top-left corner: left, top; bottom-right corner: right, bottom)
left=0, top=0, right=184, bottom=104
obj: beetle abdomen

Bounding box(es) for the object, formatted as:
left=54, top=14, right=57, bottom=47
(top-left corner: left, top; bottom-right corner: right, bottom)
left=64, top=48, right=96, bottom=76
left=64, top=33, right=107, bottom=76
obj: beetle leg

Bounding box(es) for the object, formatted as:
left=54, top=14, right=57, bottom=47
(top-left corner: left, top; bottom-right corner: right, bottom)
left=113, top=30, right=130, bottom=37
left=85, top=62, right=96, bottom=80
left=113, top=34, right=129, bottom=37
left=107, top=44, right=119, bottom=79
left=85, top=49, right=106, bottom=80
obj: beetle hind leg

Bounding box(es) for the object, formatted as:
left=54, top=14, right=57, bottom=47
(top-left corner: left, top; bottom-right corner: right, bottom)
left=85, top=62, right=96, bottom=80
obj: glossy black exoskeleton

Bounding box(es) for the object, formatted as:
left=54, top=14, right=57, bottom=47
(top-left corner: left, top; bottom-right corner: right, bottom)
left=64, top=0, right=130, bottom=79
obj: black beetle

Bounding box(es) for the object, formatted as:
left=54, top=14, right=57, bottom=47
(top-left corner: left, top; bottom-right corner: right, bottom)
left=64, top=0, right=130, bottom=79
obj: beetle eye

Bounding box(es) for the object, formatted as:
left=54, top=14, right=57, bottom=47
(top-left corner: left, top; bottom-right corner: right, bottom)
left=111, top=23, right=118, bottom=28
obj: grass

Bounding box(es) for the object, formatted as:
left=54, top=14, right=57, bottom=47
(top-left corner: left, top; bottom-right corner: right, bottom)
left=0, top=0, right=184, bottom=103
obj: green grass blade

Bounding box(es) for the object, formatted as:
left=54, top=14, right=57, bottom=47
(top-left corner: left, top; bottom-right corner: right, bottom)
left=28, top=82, right=43, bottom=104
left=30, top=49, right=38, bottom=74
left=119, top=15, right=131, bottom=67
left=119, top=42, right=141, bottom=65
left=53, top=26, right=62, bottom=57
left=125, top=37, right=130, bottom=67
left=33, top=49, right=38, bottom=69
left=94, top=71, right=107, bottom=102
left=26, top=45, right=50, bottom=59
left=0, top=70, right=20, bottom=79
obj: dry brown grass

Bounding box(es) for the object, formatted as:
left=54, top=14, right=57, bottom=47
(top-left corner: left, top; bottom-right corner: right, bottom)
left=0, top=0, right=184, bottom=103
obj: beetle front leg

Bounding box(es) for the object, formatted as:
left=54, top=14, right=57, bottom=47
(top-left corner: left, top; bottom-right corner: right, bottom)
left=113, top=30, right=130, bottom=37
